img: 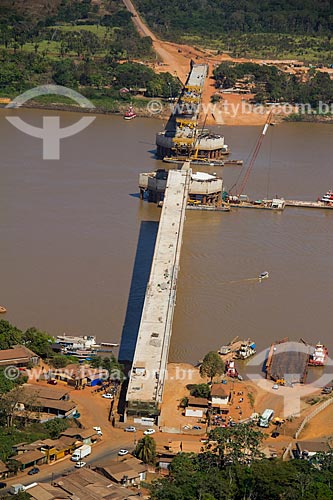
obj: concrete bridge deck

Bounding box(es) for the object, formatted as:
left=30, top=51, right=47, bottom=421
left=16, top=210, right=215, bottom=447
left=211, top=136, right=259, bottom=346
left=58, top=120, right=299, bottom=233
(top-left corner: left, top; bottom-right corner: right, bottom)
left=126, top=165, right=191, bottom=415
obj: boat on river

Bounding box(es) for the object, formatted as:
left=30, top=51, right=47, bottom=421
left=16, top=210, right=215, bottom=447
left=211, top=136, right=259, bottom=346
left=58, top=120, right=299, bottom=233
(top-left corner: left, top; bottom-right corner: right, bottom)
left=124, top=105, right=137, bottom=120
left=309, top=342, right=328, bottom=366
left=0, top=306, right=7, bottom=313
left=320, top=190, right=333, bottom=203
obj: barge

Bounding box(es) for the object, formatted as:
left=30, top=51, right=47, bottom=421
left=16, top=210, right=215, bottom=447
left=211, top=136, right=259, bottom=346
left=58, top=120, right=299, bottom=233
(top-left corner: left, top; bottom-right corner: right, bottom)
left=266, top=338, right=310, bottom=384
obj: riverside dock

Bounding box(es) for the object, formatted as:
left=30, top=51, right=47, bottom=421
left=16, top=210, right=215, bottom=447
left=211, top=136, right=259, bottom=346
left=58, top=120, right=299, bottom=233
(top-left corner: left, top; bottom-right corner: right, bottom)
left=126, top=164, right=191, bottom=417
left=285, top=200, right=333, bottom=209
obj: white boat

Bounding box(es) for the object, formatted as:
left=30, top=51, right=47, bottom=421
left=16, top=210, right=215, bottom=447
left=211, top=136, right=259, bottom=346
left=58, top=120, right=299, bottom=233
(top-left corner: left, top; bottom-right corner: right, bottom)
left=320, top=190, right=333, bottom=203
left=124, top=105, right=137, bottom=120
left=259, top=271, right=269, bottom=280
left=309, top=342, right=328, bottom=366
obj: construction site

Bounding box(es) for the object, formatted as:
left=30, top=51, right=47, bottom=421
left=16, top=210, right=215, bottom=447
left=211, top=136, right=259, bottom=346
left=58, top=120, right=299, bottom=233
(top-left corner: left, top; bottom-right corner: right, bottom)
left=156, top=62, right=229, bottom=163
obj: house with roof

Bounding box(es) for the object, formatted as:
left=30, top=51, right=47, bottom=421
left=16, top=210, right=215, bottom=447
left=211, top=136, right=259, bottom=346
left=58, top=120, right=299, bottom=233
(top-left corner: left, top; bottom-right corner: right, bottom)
left=185, top=397, right=208, bottom=418
left=95, top=456, right=147, bottom=486
left=28, top=468, right=143, bottom=500
left=49, top=364, right=107, bottom=388
left=0, top=345, right=39, bottom=367
left=11, top=435, right=80, bottom=464
left=39, top=436, right=77, bottom=462
left=15, top=386, right=76, bottom=422
left=210, top=384, right=230, bottom=413
left=23, top=385, right=70, bottom=401
left=60, top=427, right=99, bottom=446
left=12, top=441, right=46, bottom=455
left=9, top=450, right=47, bottom=471
left=295, top=440, right=332, bottom=459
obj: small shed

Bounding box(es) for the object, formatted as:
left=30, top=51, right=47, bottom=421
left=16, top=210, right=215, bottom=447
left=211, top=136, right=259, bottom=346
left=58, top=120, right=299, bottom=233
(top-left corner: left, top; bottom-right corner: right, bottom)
left=185, top=397, right=208, bottom=418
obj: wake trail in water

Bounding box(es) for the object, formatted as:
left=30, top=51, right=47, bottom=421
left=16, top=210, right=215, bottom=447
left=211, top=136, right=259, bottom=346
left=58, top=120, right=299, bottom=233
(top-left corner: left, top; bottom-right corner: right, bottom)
left=220, top=277, right=262, bottom=285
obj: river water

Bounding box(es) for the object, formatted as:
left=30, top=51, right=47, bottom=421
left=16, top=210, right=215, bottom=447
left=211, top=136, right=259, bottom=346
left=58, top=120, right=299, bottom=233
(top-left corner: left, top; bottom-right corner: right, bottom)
left=0, top=109, right=332, bottom=363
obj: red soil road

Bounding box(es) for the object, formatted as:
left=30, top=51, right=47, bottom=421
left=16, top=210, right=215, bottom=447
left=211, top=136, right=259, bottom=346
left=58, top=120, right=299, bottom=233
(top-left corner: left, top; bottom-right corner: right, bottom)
left=121, top=0, right=311, bottom=125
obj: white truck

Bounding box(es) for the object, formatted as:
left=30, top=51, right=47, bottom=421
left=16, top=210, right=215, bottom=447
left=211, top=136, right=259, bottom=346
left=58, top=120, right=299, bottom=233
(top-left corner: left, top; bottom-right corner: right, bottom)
left=71, top=444, right=91, bottom=461
left=9, top=484, right=25, bottom=495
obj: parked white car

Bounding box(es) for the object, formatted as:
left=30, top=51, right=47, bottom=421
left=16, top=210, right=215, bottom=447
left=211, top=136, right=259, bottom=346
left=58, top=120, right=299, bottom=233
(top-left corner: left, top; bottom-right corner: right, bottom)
left=93, top=426, right=103, bottom=436
left=118, top=449, right=129, bottom=456
left=75, top=462, right=86, bottom=468
left=124, top=426, right=136, bottom=432
left=102, top=393, right=113, bottom=399
left=144, top=428, right=155, bottom=435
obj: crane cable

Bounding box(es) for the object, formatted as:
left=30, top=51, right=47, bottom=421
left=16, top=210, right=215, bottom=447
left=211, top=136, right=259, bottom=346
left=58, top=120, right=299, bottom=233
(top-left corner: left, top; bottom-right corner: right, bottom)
left=237, top=110, right=273, bottom=196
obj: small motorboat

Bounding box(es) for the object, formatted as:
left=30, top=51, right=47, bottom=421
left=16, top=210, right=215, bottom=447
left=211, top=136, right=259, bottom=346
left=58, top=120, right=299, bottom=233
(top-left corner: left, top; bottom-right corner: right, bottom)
left=124, top=105, right=136, bottom=120
left=259, top=271, right=269, bottom=280
left=0, top=305, right=7, bottom=314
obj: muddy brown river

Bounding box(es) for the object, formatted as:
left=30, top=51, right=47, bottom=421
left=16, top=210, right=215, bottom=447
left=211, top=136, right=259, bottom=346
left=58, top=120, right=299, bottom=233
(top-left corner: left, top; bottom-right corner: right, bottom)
left=0, top=109, right=332, bottom=363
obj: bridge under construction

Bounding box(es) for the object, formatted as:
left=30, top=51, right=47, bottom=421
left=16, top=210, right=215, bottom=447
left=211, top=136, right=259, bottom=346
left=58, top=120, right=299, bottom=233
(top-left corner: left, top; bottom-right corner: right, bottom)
left=156, top=62, right=229, bottom=161
left=126, top=164, right=191, bottom=417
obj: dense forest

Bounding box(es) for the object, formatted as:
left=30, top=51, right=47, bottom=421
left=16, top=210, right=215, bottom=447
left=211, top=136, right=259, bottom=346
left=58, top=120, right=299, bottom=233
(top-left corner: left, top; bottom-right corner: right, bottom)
left=151, top=452, right=333, bottom=500
left=134, top=0, right=333, bottom=61
left=213, top=62, right=333, bottom=106
left=134, top=0, right=332, bottom=36
left=0, top=0, right=182, bottom=105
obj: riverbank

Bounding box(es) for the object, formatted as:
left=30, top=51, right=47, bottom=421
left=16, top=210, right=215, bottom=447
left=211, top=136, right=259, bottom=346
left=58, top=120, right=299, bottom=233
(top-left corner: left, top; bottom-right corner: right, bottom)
left=5, top=100, right=332, bottom=127
left=7, top=100, right=170, bottom=121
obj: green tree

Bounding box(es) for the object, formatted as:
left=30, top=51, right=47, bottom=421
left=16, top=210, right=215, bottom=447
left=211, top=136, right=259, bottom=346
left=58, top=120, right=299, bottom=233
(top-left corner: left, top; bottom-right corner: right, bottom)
left=200, top=351, right=224, bottom=383
left=50, top=355, right=78, bottom=368
left=52, top=59, right=77, bottom=87
left=207, top=424, right=265, bottom=467
left=188, top=383, right=211, bottom=398
left=44, top=418, right=70, bottom=438
left=23, top=327, right=54, bottom=358
left=134, top=435, right=156, bottom=465
left=0, top=320, right=22, bottom=349
left=89, top=355, right=124, bottom=381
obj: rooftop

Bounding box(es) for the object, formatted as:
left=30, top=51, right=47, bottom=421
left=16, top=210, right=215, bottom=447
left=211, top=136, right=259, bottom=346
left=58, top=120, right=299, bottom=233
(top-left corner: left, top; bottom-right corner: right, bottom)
left=210, top=384, right=229, bottom=398
left=187, top=396, right=208, bottom=407
left=11, top=449, right=45, bottom=465
left=23, top=385, right=69, bottom=400
left=0, top=345, right=38, bottom=364
left=61, top=427, right=97, bottom=439
left=53, top=468, right=142, bottom=500
left=97, top=459, right=146, bottom=483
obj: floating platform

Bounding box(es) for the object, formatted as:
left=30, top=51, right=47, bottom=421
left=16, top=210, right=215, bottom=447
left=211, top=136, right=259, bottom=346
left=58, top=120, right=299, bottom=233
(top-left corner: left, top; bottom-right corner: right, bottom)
left=229, top=199, right=285, bottom=211
left=266, top=338, right=310, bottom=384
left=186, top=204, right=230, bottom=212
left=286, top=200, right=333, bottom=210
left=163, top=157, right=243, bottom=167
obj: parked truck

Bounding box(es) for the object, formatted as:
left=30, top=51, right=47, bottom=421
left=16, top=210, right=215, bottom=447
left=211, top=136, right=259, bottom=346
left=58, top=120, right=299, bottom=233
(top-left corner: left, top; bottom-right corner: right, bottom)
left=71, top=444, right=91, bottom=461
left=9, top=484, right=25, bottom=495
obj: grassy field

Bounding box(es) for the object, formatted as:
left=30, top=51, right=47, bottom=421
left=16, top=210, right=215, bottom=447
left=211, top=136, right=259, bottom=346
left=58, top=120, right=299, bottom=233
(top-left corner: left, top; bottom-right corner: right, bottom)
left=45, top=24, right=109, bottom=38
left=181, top=33, right=333, bottom=63
left=0, top=24, right=111, bottom=60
